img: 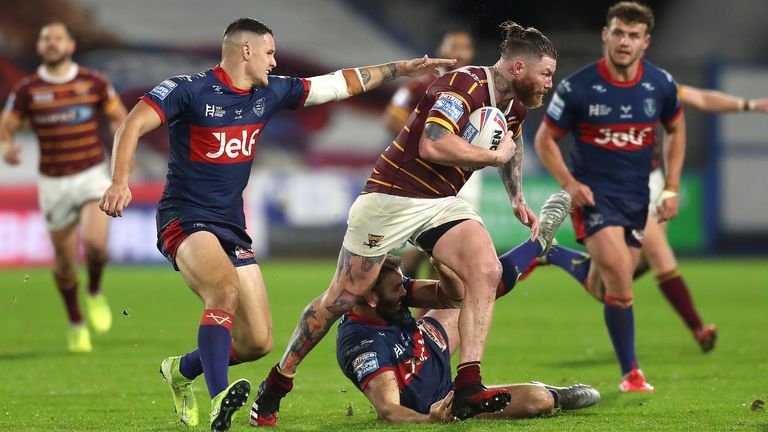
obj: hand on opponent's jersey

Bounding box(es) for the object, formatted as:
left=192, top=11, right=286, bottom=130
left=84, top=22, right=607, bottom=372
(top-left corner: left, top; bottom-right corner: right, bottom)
left=99, top=182, right=132, bottom=218
left=563, top=179, right=595, bottom=208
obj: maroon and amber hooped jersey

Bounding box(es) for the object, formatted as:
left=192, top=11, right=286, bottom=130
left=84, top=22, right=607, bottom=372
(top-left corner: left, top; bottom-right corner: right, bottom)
left=364, top=66, right=527, bottom=199
left=141, top=66, right=309, bottom=231
left=543, top=58, right=682, bottom=203
left=5, top=64, right=120, bottom=176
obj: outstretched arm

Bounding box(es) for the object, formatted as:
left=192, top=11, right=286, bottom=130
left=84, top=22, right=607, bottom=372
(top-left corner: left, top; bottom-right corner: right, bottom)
left=99, top=100, right=162, bottom=217
left=364, top=372, right=453, bottom=423
left=680, top=85, right=768, bottom=113
left=304, top=56, right=456, bottom=106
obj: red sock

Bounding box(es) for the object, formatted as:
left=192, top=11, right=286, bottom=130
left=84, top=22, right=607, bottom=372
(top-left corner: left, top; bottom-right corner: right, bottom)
left=658, top=271, right=703, bottom=330
left=55, top=275, right=82, bottom=324
left=265, top=364, right=294, bottom=398
left=454, top=361, right=482, bottom=390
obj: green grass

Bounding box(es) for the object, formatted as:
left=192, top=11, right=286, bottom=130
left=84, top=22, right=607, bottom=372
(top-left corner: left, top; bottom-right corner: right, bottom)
left=1, top=259, right=767, bottom=431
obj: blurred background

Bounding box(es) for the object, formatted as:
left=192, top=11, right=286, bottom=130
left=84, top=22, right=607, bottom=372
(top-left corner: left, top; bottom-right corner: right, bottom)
left=1, top=0, right=767, bottom=267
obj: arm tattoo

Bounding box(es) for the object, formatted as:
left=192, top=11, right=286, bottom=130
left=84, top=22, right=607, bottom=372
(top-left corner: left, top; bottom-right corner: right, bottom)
left=424, top=122, right=450, bottom=141
left=360, top=255, right=386, bottom=272
left=360, top=69, right=371, bottom=86
left=377, top=63, right=397, bottom=82
left=498, top=136, right=524, bottom=202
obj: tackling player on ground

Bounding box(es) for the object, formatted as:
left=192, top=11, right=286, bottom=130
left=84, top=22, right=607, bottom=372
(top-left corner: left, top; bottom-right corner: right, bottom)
left=535, top=1, right=685, bottom=392
left=0, top=20, right=126, bottom=352
left=252, top=21, right=565, bottom=425
left=98, top=17, right=456, bottom=432
left=337, top=254, right=600, bottom=423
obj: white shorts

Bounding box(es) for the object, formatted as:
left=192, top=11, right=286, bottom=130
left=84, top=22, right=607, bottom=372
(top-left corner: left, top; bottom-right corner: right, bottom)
left=456, top=169, right=483, bottom=211
left=648, top=167, right=664, bottom=218
left=342, top=192, right=483, bottom=257
left=38, top=162, right=111, bottom=230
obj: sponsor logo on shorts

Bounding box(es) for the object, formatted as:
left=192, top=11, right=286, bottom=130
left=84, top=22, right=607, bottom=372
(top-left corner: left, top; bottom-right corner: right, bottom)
left=352, top=352, right=379, bottom=381
left=363, top=234, right=384, bottom=249
left=235, top=246, right=255, bottom=260
left=586, top=213, right=604, bottom=229
left=632, top=229, right=645, bottom=241
left=418, top=319, right=447, bottom=352
left=149, top=79, right=177, bottom=100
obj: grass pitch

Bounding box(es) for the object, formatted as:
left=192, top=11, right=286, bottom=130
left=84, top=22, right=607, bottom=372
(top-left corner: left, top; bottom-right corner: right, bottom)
left=1, top=258, right=766, bottom=431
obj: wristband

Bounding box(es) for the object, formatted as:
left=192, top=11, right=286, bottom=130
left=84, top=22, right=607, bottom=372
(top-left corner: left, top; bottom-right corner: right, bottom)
left=656, top=189, right=678, bottom=208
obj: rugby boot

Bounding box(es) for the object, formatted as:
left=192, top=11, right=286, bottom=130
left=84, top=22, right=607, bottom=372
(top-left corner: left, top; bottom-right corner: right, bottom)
left=85, top=293, right=112, bottom=334
left=537, top=191, right=572, bottom=256
left=160, top=356, right=199, bottom=427
left=619, top=368, right=655, bottom=392
left=211, top=378, right=250, bottom=431
left=67, top=324, right=92, bottom=353
left=451, top=385, right=511, bottom=420
left=693, top=324, right=717, bottom=353
left=249, top=381, right=279, bottom=427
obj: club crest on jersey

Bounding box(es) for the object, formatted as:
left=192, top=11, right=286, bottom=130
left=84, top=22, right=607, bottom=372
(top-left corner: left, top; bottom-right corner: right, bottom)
left=643, top=99, right=657, bottom=117
left=253, top=97, right=266, bottom=117
left=363, top=234, right=384, bottom=249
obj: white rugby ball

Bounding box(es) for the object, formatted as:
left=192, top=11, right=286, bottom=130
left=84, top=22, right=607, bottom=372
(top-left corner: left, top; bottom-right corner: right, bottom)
left=460, top=106, right=507, bottom=151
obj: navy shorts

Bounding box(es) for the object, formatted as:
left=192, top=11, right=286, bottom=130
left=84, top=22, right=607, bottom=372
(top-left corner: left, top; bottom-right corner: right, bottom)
left=157, top=219, right=258, bottom=271
left=571, top=194, right=648, bottom=248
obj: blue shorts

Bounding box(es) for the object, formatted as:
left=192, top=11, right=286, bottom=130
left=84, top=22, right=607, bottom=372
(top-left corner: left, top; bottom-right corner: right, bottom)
left=571, top=194, right=647, bottom=248
left=156, top=219, right=258, bottom=271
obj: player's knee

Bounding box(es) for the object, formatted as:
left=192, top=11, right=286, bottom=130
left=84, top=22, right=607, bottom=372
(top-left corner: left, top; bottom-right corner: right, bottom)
left=604, top=294, right=633, bottom=308
left=236, top=335, right=273, bottom=362
left=83, top=240, right=108, bottom=263
left=207, top=283, right=240, bottom=313
left=473, top=257, right=503, bottom=288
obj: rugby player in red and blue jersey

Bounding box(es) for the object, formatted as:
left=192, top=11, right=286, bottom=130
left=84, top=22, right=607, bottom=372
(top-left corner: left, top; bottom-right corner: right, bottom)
left=98, top=17, right=456, bottom=431
left=336, top=255, right=600, bottom=423
left=535, top=1, right=685, bottom=393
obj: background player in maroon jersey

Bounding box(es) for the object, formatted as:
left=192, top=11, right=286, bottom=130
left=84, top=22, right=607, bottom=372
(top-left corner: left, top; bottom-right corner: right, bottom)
left=535, top=2, right=686, bottom=392
left=0, top=20, right=127, bottom=353
left=254, top=21, right=563, bottom=424
left=383, top=29, right=477, bottom=280
left=97, top=17, right=455, bottom=431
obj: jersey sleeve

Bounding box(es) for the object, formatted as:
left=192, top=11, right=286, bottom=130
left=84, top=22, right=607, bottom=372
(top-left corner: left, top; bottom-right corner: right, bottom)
left=95, top=73, right=121, bottom=114
left=4, top=80, right=29, bottom=119
left=543, top=78, right=579, bottom=136
left=140, top=77, right=195, bottom=124
left=658, top=70, right=683, bottom=124
left=267, top=75, right=310, bottom=110
left=338, top=328, right=395, bottom=390
left=426, top=72, right=480, bottom=135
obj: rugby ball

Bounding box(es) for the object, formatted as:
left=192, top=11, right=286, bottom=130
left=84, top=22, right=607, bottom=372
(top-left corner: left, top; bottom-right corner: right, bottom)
left=460, top=106, right=507, bottom=151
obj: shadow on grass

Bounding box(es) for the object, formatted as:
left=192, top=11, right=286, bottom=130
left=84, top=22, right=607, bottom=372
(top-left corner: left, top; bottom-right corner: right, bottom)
left=545, top=356, right=616, bottom=369
left=0, top=350, right=70, bottom=362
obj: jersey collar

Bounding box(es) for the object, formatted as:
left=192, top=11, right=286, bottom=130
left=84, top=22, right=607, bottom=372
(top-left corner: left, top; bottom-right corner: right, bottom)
left=37, top=63, right=78, bottom=84
left=213, top=65, right=251, bottom=95
left=597, top=58, right=644, bottom=87
left=346, top=312, right=387, bottom=327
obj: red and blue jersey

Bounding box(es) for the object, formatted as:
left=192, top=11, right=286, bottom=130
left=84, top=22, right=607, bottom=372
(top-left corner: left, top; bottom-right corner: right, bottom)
left=141, top=66, right=309, bottom=231
left=336, top=289, right=453, bottom=413
left=543, top=58, right=682, bottom=202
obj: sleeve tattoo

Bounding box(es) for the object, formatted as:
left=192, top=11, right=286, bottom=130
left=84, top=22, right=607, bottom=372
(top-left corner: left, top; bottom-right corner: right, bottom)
left=498, top=136, right=524, bottom=202
left=424, top=122, right=450, bottom=141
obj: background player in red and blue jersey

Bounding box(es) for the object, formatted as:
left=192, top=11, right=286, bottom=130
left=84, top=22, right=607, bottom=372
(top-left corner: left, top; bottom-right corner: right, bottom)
left=534, top=1, right=686, bottom=393
left=336, top=254, right=600, bottom=422
left=98, top=17, right=456, bottom=431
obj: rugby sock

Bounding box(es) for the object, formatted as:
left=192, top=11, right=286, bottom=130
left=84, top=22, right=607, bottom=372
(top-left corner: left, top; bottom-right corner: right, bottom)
left=603, top=297, right=638, bottom=375
left=546, top=245, right=591, bottom=286
left=454, top=361, right=482, bottom=390
left=54, top=275, right=83, bottom=324
left=657, top=271, right=703, bottom=330
left=198, top=309, right=233, bottom=398
left=264, top=364, right=294, bottom=399
left=86, top=258, right=105, bottom=295
left=497, top=240, right=543, bottom=298
left=178, top=343, right=241, bottom=381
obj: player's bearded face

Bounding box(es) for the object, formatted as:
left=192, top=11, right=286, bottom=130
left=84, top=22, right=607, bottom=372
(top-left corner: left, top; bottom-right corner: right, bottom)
left=512, top=57, right=556, bottom=109
left=37, top=24, right=74, bottom=67
left=374, top=274, right=411, bottom=323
